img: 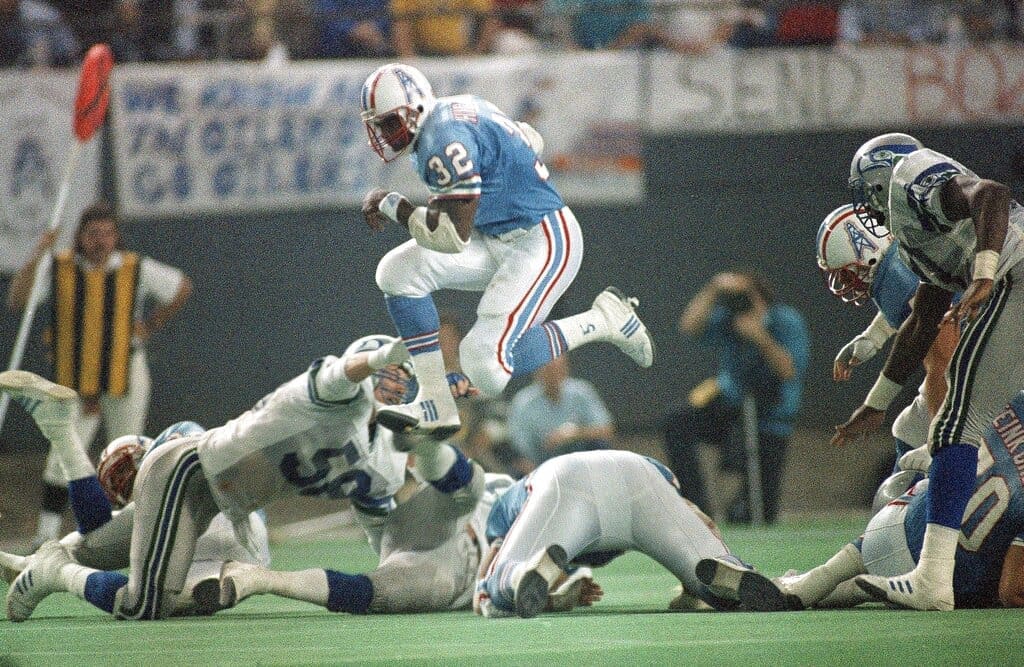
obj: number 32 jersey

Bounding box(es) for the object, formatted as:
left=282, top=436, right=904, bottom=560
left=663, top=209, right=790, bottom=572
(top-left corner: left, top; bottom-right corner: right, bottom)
left=411, top=95, right=563, bottom=237
left=195, top=356, right=407, bottom=523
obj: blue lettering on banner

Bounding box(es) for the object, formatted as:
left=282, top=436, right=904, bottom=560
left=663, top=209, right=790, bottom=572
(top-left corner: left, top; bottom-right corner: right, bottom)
left=120, top=71, right=382, bottom=212
left=123, top=82, right=180, bottom=112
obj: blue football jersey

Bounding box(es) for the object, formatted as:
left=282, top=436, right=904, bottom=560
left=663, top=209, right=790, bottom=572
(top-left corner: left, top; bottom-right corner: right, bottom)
left=869, top=244, right=917, bottom=328
left=411, top=95, right=564, bottom=236
left=901, top=392, right=1024, bottom=607
left=485, top=475, right=528, bottom=543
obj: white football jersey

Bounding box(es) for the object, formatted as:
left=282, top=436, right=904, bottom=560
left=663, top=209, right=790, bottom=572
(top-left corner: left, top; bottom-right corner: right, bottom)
left=888, top=149, right=1024, bottom=292
left=197, top=356, right=408, bottom=522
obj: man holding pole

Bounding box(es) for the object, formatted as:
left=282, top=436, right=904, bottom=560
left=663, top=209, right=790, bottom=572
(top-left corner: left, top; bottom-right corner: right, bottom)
left=6, top=202, right=192, bottom=547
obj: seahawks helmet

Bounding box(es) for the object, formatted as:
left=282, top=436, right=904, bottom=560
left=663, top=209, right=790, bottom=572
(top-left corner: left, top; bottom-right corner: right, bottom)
left=360, top=63, right=436, bottom=162
left=816, top=203, right=893, bottom=306
left=848, top=132, right=923, bottom=235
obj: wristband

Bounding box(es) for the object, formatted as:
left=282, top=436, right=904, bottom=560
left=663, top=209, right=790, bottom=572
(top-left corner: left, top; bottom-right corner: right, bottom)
left=973, top=250, right=999, bottom=281
left=864, top=374, right=902, bottom=411
left=378, top=192, right=405, bottom=224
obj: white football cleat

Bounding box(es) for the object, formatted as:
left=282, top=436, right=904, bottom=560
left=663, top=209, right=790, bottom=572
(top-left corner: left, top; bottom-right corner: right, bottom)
left=375, top=392, right=461, bottom=440
left=592, top=287, right=655, bottom=368
left=855, top=570, right=955, bottom=611
left=0, top=370, right=76, bottom=432
left=219, top=561, right=268, bottom=608
left=512, top=544, right=569, bottom=619
left=546, top=566, right=595, bottom=612
left=6, top=540, right=73, bottom=622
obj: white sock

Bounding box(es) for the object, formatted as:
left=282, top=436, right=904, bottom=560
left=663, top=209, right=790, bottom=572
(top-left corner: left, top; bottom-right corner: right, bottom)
left=788, top=543, right=865, bottom=605
left=265, top=569, right=330, bottom=605
left=916, top=523, right=958, bottom=580
left=34, top=512, right=63, bottom=542
left=413, top=440, right=457, bottom=482
left=552, top=310, right=606, bottom=351
left=56, top=435, right=95, bottom=481
left=410, top=350, right=454, bottom=404
left=63, top=562, right=99, bottom=599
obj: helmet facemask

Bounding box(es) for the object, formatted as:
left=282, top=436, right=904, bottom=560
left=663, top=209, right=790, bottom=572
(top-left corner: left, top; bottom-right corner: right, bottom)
left=363, top=106, right=422, bottom=162
left=372, top=362, right=418, bottom=406
left=821, top=262, right=876, bottom=306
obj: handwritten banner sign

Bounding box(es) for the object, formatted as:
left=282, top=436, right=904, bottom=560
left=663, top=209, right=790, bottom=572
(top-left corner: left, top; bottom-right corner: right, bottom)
left=0, top=71, right=102, bottom=273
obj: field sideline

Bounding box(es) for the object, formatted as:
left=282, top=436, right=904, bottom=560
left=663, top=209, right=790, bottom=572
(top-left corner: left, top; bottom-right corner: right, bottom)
left=2, top=516, right=1018, bottom=665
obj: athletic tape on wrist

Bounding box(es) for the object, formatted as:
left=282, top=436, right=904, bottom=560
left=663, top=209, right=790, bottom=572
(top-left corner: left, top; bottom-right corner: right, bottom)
left=378, top=192, right=404, bottom=224
left=973, top=249, right=999, bottom=281
left=864, top=374, right=902, bottom=411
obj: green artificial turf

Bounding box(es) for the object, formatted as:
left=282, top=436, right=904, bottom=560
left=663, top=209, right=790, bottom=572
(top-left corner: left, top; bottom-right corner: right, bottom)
left=2, top=516, right=1018, bottom=666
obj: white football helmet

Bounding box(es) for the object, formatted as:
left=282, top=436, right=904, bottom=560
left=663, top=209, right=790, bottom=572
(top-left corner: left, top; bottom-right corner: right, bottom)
left=848, top=132, right=923, bottom=235
left=816, top=203, right=893, bottom=306
left=343, top=334, right=418, bottom=406
left=97, top=434, right=153, bottom=507
left=360, top=63, right=436, bottom=162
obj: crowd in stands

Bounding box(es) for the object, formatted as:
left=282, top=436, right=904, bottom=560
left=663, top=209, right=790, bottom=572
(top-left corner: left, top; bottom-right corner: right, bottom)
left=2, top=1, right=1022, bottom=69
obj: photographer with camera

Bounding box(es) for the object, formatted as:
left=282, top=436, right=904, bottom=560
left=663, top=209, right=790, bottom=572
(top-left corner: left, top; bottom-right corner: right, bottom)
left=662, top=270, right=809, bottom=524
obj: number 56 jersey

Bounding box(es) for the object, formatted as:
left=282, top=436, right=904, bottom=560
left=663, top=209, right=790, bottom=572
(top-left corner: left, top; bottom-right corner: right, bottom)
left=411, top=95, right=563, bottom=237
left=195, top=356, right=408, bottom=523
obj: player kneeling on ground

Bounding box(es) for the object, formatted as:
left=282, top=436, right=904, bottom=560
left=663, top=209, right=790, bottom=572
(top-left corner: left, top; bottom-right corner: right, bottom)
left=474, top=450, right=773, bottom=619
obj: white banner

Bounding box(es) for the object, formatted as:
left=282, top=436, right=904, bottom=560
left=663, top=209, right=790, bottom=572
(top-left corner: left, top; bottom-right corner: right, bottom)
left=110, top=54, right=644, bottom=218
left=647, top=44, right=1024, bottom=132
left=0, top=71, right=102, bottom=274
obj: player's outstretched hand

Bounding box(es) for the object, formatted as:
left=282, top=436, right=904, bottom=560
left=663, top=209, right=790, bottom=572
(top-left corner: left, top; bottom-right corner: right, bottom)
left=943, top=278, right=993, bottom=325
left=446, top=372, right=479, bottom=399
left=362, top=188, right=391, bottom=232
left=831, top=405, right=885, bottom=447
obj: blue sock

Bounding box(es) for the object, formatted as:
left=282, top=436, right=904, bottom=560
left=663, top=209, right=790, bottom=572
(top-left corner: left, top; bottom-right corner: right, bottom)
left=384, top=295, right=441, bottom=354
left=926, top=443, right=978, bottom=528
left=84, top=571, right=128, bottom=613
left=482, top=560, right=517, bottom=612
left=431, top=447, right=472, bottom=494
left=68, top=476, right=112, bottom=534
left=509, top=323, right=567, bottom=378
left=325, top=570, right=374, bottom=614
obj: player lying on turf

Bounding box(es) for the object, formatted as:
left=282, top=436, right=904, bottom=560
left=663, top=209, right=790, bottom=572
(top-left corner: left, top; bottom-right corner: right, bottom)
left=0, top=394, right=269, bottom=617
left=696, top=390, right=1024, bottom=611
left=4, top=335, right=484, bottom=621
left=473, top=449, right=776, bottom=619
left=215, top=468, right=510, bottom=614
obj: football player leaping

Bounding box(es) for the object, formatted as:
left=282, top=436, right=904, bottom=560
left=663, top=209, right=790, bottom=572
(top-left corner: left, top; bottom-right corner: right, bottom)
left=698, top=390, right=1024, bottom=611
left=359, top=63, right=654, bottom=440
left=4, top=335, right=484, bottom=621
left=474, top=450, right=769, bottom=619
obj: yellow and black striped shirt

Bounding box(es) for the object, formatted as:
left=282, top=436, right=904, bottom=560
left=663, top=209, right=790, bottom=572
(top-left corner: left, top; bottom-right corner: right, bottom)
left=50, top=251, right=140, bottom=398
